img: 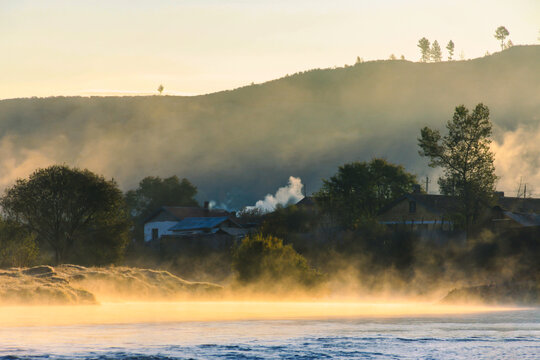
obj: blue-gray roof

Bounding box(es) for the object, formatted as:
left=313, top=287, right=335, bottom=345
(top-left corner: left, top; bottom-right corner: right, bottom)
left=168, top=217, right=230, bottom=231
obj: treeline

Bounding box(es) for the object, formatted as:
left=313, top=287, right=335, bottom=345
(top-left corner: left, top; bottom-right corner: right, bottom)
left=416, top=26, right=513, bottom=62
left=0, top=166, right=200, bottom=268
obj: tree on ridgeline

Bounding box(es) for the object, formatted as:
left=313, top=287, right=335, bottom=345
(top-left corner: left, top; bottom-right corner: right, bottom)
left=430, top=40, right=442, bottom=62
left=418, top=104, right=497, bottom=238
left=157, top=84, right=164, bottom=95
left=0, top=165, right=130, bottom=265
left=446, top=40, right=455, bottom=61
left=418, top=37, right=431, bottom=62
left=494, top=26, right=510, bottom=50
left=389, top=54, right=397, bottom=60
left=315, top=159, right=418, bottom=229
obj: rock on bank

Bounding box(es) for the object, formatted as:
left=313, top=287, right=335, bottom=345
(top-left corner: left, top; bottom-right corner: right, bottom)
left=0, top=265, right=222, bottom=305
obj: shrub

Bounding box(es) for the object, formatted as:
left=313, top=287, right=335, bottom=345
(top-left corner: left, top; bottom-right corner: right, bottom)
left=232, top=233, right=322, bottom=288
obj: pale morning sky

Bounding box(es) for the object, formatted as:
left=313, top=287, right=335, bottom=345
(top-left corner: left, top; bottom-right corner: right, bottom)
left=0, top=0, right=538, bottom=99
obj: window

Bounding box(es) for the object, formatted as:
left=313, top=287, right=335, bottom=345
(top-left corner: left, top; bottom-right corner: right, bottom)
left=409, top=201, right=416, bottom=213
left=152, top=228, right=159, bottom=241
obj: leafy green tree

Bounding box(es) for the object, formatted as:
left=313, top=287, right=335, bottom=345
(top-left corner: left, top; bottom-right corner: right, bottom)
left=0, top=165, right=130, bottom=264
left=430, top=40, right=442, bottom=62
left=494, top=26, right=510, bottom=50
left=315, top=159, right=418, bottom=229
left=232, top=233, right=322, bottom=288
left=418, top=37, right=431, bottom=62
left=418, top=104, right=496, bottom=236
left=446, top=40, right=455, bottom=60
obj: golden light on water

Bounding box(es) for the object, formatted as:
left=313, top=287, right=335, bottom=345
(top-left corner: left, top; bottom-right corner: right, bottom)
left=0, top=301, right=524, bottom=327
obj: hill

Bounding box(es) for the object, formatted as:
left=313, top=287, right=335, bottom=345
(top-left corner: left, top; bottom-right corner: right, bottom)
left=1, top=45, right=539, bottom=208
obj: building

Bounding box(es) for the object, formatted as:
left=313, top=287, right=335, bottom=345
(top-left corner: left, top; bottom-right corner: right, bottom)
left=377, top=193, right=457, bottom=232
left=143, top=202, right=230, bottom=242
left=378, top=189, right=540, bottom=233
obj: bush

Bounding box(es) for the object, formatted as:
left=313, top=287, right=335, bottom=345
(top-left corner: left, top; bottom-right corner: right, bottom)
left=232, top=233, right=322, bottom=288
left=0, top=219, right=38, bottom=268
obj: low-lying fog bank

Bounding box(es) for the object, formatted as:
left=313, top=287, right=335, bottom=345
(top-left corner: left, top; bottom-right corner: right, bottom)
left=1, top=265, right=539, bottom=307
left=0, top=265, right=221, bottom=305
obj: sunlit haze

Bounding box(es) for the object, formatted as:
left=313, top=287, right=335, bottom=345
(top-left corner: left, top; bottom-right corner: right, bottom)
left=1, top=0, right=538, bottom=99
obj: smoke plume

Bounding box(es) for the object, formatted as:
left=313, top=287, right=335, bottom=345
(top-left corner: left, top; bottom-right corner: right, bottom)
left=245, top=176, right=304, bottom=213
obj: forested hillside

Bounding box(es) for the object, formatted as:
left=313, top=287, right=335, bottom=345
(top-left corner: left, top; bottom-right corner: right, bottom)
left=1, top=45, right=539, bottom=208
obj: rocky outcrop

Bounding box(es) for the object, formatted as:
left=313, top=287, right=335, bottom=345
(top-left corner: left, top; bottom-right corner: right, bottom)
left=441, top=282, right=540, bottom=305
left=0, top=265, right=222, bottom=305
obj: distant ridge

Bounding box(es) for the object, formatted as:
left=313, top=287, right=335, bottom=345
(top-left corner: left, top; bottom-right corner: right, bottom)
left=1, top=46, right=539, bottom=208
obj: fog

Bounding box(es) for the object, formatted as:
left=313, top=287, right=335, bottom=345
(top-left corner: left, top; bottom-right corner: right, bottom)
left=0, top=46, right=539, bottom=208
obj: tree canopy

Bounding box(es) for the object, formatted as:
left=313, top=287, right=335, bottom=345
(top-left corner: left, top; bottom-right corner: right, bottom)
left=418, top=37, right=431, bottom=62
left=418, top=103, right=496, bottom=235
left=430, top=40, right=442, bottom=62
left=494, top=26, right=510, bottom=50
left=0, top=165, right=130, bottom=264
left=315, top=159, right=418, bottom=229
left=125, top=175, right=199, bottom=222
left=446, top=40, right=455, bottom=61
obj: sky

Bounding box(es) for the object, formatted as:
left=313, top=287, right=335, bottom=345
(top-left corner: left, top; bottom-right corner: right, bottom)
left=0, top=0, right=539, bottom=99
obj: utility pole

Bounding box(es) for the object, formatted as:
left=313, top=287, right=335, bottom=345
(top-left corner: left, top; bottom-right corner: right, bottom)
left=524, top=184, right=527, bottom=199
left=425, top=176, right=430, bottom=194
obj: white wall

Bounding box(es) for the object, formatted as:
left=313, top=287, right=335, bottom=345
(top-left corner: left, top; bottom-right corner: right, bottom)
left=143, top=221, right=178, bottom=242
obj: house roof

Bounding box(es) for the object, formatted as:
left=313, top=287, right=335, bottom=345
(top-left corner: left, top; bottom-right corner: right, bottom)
left=378, top=193, right=459, bottom=216
left=497, top=197, right=540, bottom=213
left=380, top=193, right=540, bottom=216
left=295, top=196, right=315, bottom=207
left=169, top=216, right=230, bottom=231
left=144, top=206, right=229, bottom=223
left=503, top=211, right=540, bottom=227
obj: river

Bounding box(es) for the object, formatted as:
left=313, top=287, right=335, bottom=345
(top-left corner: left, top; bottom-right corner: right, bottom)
left=0, top=302, right=538, bottom=359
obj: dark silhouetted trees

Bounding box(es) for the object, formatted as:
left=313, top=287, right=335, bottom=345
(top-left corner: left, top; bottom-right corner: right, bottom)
left=0, top=165, right=130, bottom=264
left=418, top=104, right=496, bottom=236
left=125, top=176, right=198, bottom=219
left=315, top=159, right=418, bottom=229
left=125, top=176, right=199, bottom=241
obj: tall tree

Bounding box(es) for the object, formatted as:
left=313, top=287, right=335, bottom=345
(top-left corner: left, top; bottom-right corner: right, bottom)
left=157, top=84, right=164, bottom=95
left=418, top=104, right=497, bottom=237
left=430, top=40, right=442, bottom=62
left=446, top=40, right=455, bottom=61
left=494, top=26, right=510, bottom=50
left=417, top=37, right=431, bottom=62
left=315, top=159, right=417, bottom=229
left=0, top=165, right=130, bottom=264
